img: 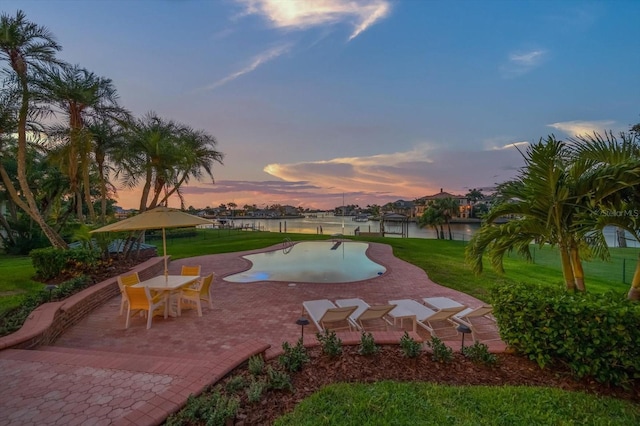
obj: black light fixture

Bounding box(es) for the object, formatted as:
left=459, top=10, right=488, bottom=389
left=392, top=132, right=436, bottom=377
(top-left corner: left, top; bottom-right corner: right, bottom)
left=45, top=284, right=57, bottom=302
left=296, top=316, right=310, bottom=340
left=456, top=324, right=472, bottom=352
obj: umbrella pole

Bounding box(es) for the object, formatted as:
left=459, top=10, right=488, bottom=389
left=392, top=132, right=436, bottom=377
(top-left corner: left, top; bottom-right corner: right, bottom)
left=163, top=228, right=168, bottom=278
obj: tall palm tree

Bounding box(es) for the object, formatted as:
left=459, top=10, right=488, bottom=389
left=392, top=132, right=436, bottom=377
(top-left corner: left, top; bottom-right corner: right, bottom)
left=38, top=64, right=129, bottom=222
left=116, top=112, right=182, bottom=211
left=156, top=126, right=223, bottom=208
left=418, top=205, right=444, bottom=239
left=569, top=130, right=640, bottom=299
left=467, top=135, right=640, bottom=292
left=86, top=118, right=127, bottom=223
left=0, top=10, right=67, bottom=248
left=434, top=197, right=460, bottom=240
left=116, top=112, right=223, bottom=212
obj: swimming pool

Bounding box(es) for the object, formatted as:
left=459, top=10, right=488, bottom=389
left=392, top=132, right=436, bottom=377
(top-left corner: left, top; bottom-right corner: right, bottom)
left=224, top=241, right=386, bottom=283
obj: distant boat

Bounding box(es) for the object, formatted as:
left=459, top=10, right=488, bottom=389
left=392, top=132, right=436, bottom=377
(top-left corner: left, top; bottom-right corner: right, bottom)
left=353, top=214, right=369, bottom=222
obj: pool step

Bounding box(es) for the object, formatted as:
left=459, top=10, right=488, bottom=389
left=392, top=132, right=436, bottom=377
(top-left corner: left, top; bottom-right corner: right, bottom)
left=331, top=241, right=342, bottom=250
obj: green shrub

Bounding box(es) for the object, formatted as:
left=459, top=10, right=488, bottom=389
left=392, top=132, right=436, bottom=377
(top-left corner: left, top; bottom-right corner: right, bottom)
left=358, top=332, right=379, bottom=356
left=266, top=366, right=292, bottom=392
left=246, top=379, right=267, bottom=403
left=30, top=247, right=67, bottom=280
left=316, top=329, right=343, bottom=358
left=30, top=247, right=99, bottom=280
left=165, top=392, right=239, bottom=426
left=491, top=282, right=640, bottom=387
left=462, top=342, right=497, bottom=366
left=278, top=339, right=309, bottom=372
left=224, top=375, right=246, bottom=394
left=248, top=354, right=265, bottom=376
left=399, top=332, right=422, bottom=358
left=425, top=336, right=453, bottom=363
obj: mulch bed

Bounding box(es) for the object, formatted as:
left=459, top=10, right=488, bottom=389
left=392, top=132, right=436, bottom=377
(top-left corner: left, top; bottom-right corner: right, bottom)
left=220, top=345, right=640, bottom=425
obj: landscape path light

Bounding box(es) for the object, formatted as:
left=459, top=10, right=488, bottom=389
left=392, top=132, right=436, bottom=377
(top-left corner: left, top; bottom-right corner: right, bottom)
left=296, top=316, right=310, bottom=341
left=456, top=324, right=472, bottom=352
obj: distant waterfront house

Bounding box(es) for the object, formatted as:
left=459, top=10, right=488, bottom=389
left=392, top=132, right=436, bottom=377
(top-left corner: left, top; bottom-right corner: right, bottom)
left=386, top=200, right=416, bottom=217
left=414, top=189, right=472, bottom=219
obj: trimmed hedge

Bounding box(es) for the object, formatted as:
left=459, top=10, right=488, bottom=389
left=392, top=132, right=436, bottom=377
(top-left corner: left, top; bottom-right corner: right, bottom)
left=30, top=247, right=100, bottom=280
left=491, top=282, right=640, bottom=387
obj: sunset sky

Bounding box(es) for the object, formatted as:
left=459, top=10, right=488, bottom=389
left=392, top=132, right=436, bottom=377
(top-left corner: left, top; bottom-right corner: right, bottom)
left=4, top=0, right=640, bottom=210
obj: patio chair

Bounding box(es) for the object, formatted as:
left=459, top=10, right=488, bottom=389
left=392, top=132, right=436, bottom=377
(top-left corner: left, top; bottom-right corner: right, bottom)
left=302, top=299, right=358, bottom=332
left=124, top=285, right=167, bottom=329
left=422, top=296, right=467, bottom=313
left=335, top=298, right=396, bottom=331
left=451, top=305, right=496, bottom=340
left=181, top=265, right=201, bottom=276
left=179, top=277, right=204, bottom=317
left=199, top=273, right=214, bottom=309
left=388, top=299, right=461, bottom=336
left=117, top=272, right=140, bottom=316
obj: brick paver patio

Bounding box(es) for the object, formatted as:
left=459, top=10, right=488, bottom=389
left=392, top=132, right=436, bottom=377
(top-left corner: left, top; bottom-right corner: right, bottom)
left=0, top=241, right=504, bottom=425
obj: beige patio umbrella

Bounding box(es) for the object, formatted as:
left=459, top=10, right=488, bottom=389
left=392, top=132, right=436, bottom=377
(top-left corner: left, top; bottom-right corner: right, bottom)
left=90, top=206, right=213, bottom=276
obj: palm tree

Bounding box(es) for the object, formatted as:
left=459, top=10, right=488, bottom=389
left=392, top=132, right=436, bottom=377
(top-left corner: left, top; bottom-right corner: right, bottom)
left=86, top=118, right=127, bottom=223
left=465, top=188, right=484, bottom=218
left=434, top=197, right=460, bottom=240
left=116, top=112, right=223, bottom=212
left=0, top=10, right=67, bottom=248
left=38, top=64, right=129, bottom=222
left=155, top=125, right=223, bottom=208
left=568, top=130, right=640, bottom=299
left=418, top=205, right=444, bottom=239
left=467, top=135, right=640, bottom=292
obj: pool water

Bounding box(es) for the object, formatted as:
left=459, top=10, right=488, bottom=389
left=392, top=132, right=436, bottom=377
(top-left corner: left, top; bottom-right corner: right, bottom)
left=224, top=241, right=386, bottom=283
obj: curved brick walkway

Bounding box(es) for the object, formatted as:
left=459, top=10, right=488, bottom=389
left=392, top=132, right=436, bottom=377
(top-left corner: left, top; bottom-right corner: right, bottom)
left=0, top=241, right=504, bottom=425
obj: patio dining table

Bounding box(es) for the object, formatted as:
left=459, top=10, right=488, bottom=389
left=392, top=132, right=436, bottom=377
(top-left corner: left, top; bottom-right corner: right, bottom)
left=133, top=275, right=200, bottom=317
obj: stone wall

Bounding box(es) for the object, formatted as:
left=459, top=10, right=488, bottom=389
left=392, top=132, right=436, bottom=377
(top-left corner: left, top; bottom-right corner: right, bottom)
left=0, top=256, right=166, bottom=350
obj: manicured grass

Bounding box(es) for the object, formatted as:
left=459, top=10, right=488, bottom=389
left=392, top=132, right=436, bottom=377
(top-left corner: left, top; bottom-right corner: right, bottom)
left=1, top=229, right=635, bottom=312
left=274, top=381, right=640, bottom=425
left=0, top=255, right=42, bottom=313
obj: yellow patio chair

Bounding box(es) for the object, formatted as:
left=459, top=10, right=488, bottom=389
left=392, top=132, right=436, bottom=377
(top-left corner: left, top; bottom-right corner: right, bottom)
left=199, top=273, right=214, bottom=309
left=124, top=285, right=167, bottom=329
left=117, top=272, right=140, bottom=316
left=179, top=277, right=204, bottom=317
left=181, top=265, right=201, bottom=276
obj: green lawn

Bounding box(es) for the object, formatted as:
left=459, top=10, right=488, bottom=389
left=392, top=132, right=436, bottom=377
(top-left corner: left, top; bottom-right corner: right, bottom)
left=1, top=229, right=637, bottom=313
left=274, top=382, right=640, bottom=425
left=4, top=230, right=639, bottom=423
left=0, top=255, right=41, bottom=313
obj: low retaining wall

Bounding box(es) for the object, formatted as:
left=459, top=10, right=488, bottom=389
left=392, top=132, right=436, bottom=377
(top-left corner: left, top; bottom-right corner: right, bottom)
left=0, top=256, right=166, bottom=350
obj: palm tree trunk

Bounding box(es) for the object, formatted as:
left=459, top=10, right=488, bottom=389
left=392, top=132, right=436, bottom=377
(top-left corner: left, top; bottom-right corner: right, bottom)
left=628, top=254, right=640, bottom=301
left=447, top=220, right=452, bottom=240
left=569, top=242, right=586, bottom=292
left=559, top=244, right=576, bottom=291
left=16, top=75, right=67, bottom=249
left=82, top=159, right=96, bottom=222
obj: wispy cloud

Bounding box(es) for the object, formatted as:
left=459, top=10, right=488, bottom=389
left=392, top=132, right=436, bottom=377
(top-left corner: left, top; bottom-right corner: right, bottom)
left=500, top=48, right=548, bottom=78
left=490, top=141, right=529, bottom=151
left=203, top=44, right=291, bottom=91
left=235, top=0, right=391, bottom=41
left=262, top=144, right=523, bottom=202
left=548, top=120, right=616, bottom=136
left=118, top=145, right=525, bottom=209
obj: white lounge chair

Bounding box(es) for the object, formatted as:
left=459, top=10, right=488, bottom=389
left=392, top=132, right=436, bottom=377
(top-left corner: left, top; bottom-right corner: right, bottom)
left=388, top=299, right=460, bottom=336
left=302, top=299, right=357, bottom=332
left=423, top=296, right=495, bottom=335
left=422, top=296, right=467, bottom=312
left=335, top=298, right=396, bottom=331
